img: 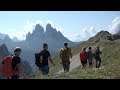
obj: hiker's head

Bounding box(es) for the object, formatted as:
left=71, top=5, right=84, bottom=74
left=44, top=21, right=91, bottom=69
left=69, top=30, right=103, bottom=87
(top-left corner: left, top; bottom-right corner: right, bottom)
left=14, top=47, right=21, bottom=56
left=83, top=47, right=86, bottom=51
left=64, top=42, right=68, bottom=48
left=43, top=43, right=48, bottom=50
left=97, top=47, right=99, bottom=50
left=89, top=47, right=92, bottom=50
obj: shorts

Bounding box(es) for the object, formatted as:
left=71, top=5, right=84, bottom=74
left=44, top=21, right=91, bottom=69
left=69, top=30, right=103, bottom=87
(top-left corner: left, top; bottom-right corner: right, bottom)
left=89, top=62, right=92, bottom=65
left=95, top=57, right=101, bottom=62
left=81, top=60, right=87, bottom=65
left=42, top=65, right=49, bottom=75
left=88, top=59, right=93, bottom=65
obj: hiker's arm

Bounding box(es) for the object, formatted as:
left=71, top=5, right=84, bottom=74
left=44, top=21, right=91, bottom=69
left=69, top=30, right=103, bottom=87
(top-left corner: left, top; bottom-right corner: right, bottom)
left=49, top=57, right=55, bottom=66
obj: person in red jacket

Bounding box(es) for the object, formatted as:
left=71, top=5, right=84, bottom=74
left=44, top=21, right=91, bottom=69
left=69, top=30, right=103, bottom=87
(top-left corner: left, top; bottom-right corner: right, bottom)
left=80, top=47, right=87, bottom=69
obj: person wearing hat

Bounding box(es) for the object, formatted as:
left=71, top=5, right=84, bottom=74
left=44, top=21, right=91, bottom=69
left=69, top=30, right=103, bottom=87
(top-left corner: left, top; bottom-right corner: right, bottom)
left=11, top=47, right=26, bottom=79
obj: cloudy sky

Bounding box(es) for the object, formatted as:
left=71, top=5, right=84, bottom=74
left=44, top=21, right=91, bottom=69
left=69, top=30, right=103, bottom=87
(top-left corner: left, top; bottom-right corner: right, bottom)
left=0, top=11, right=120, bottom=42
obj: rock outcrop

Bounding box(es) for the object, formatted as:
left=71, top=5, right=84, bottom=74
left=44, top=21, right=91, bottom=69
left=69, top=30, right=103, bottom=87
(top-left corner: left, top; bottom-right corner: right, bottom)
left=88, top=30, right=112, bottom=42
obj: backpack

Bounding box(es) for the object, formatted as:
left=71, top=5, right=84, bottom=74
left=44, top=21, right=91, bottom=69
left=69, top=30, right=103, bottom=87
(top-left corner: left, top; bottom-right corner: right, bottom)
left=94, top=50, right=102, bottom=58
left=60, top=48, right=70, bottom=60
left=35, top=52, right=42, bottom=68
left=1, top=55, right=14, bottom=78
left=87, top=51, right=93, bottom=59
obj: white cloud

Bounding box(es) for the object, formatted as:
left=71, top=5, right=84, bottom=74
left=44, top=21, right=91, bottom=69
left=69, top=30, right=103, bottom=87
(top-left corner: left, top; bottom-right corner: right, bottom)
left=68, top=33, right=81, bottom=42
left=3, top=29, right=26, bottom=40
left=106, top=17, right=120, bottom=34
left=10, top=32, right=26, bottom=40
left=24, top=20, right=44, bottom=34
left=68, top=26, right=100, bottom=42
left=69, top=16, right=120, bottom=42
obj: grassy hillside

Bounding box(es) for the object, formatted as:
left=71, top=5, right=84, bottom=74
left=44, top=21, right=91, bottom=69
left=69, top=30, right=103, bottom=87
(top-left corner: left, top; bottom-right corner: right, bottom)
left=34, top=40, right=120, bottom=79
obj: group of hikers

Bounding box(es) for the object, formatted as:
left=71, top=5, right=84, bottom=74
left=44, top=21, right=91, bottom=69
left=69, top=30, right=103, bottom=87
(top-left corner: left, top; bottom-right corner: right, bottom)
left=80, top=46, right=102, bottom=69
left=59, top=42, right=102, bottom=72
left=0, top=42, right=102, bottom=79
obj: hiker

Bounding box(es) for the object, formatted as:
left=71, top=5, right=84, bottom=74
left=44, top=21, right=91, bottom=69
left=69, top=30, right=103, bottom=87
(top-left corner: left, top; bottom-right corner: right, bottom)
left=11, top=47, right=26, bottom=79
left=94, top=47, right=102, bottom=68
left=39, top=43, right=55, bottom=75
left=87, top=47, right=93, bottom=68
left=80, top=47, right=87, bottom=69
left=1, top=47, right=27, bottom=79
left=60, top=42, right=72, bottom=72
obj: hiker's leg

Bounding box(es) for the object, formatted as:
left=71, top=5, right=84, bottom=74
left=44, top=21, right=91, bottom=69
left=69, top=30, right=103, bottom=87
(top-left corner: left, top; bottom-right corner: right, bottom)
left=62, top=60, right=67, bottom=72
left=82, top=64, right=85, bottom=69
left=89, top=62, right=92, bottom=68
left=88, top=59, right=90, bottom=67
left=98, top=58, right=101, bottom=68
left=42, top=66, right=46, bottom=75
left=45, top=65, right=49, bottom=74
left=91, top=61, right=93, bottom=66
left=84, top=60, right=87, bottom=69
left=65, top=62, right=68, bottom=72
left=66, top=61, right=70, bottom=72
left=81, top=60, right=84, bottom=69
left=68, top=62, right=70, bottom=71
left=82, top=61, right=85, bottom=69
left=81, top=61, right=84, bottom=69
left=90, top=59, right=92, bottom=67
left=62, top=62, right=66, bottom=72
left=81, top=65, right=83, bottom=69
left=81, top=60, right=86, bottom=69
left=96, top=59, right=98, bottom=68
left=42, top=66, right=49, bottom=75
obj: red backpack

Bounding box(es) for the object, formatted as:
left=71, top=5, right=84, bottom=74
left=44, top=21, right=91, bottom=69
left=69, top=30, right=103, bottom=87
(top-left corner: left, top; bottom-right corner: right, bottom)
left=1, top=55, right=14, bottom=78
left=80, top=51, right=87, bottom=61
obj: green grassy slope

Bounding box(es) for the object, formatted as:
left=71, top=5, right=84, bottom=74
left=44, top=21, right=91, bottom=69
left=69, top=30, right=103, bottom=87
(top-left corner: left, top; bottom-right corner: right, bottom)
left=34, top=40, right=120, bottom=79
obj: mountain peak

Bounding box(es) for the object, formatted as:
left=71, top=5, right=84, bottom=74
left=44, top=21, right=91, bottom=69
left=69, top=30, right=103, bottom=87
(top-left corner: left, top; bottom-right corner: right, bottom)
left=46, top=23, right=53, bottom=31
left=88, top=30, right=112, bottom=42
left=35, top=24, right=44, bottom=32
left=46, top=23, right=52, bottom=28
